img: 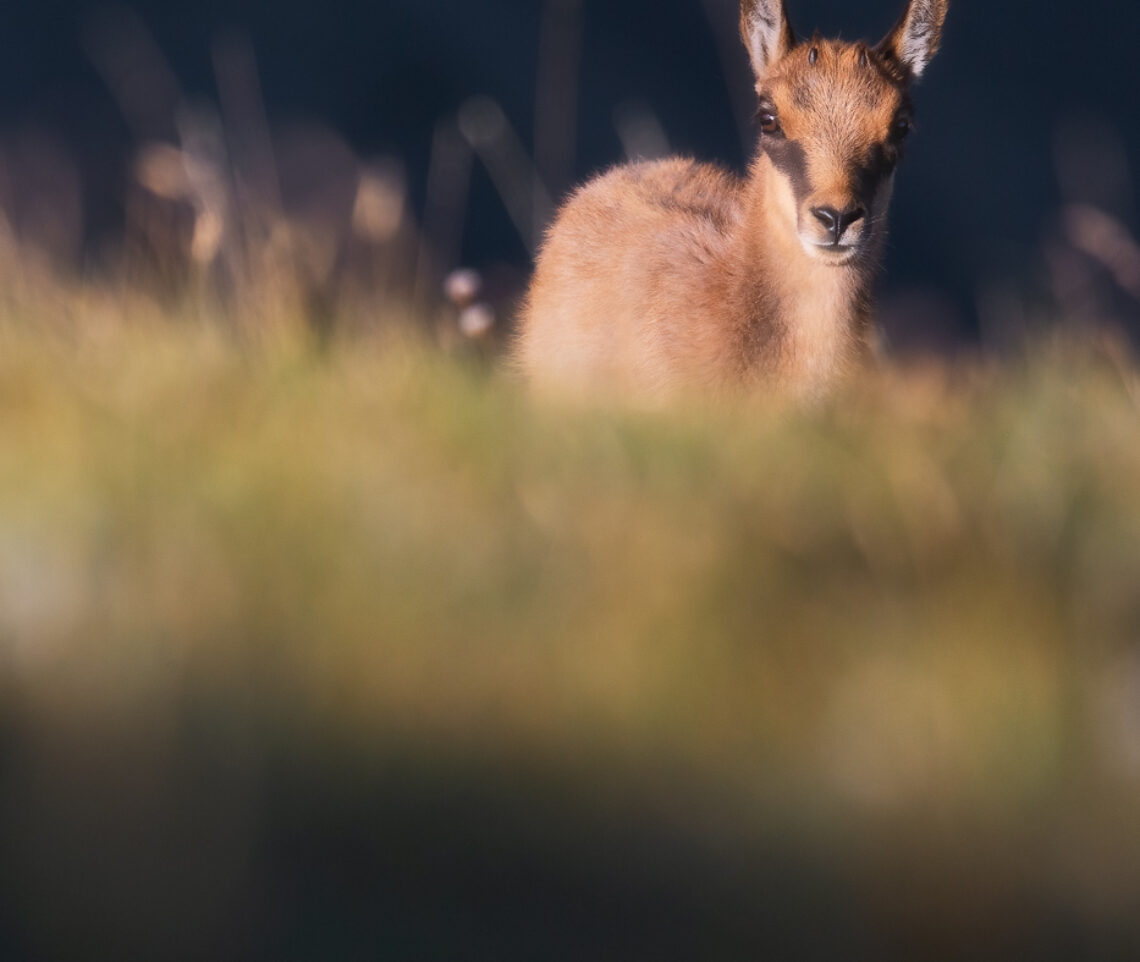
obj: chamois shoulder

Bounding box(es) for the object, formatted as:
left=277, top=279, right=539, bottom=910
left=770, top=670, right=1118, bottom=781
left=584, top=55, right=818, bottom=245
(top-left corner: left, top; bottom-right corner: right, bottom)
left=565, top=158, right=743, bottom=233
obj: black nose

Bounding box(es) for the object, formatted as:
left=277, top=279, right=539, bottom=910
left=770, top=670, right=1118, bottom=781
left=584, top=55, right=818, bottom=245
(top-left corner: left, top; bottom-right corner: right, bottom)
left=811, top=206, right=865, bottom=245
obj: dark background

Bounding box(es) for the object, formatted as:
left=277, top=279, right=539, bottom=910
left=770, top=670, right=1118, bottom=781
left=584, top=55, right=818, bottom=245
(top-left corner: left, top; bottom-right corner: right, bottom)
left=2, top=0, right=1138, bottom=343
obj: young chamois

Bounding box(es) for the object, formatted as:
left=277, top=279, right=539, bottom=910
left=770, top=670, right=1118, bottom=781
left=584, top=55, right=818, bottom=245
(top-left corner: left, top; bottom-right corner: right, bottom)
left=517, top=0, right=949, bottom=401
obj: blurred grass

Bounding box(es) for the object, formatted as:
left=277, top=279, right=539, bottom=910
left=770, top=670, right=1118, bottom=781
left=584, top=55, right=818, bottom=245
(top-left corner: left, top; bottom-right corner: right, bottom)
left=2, top=283, right=1140, bottom=957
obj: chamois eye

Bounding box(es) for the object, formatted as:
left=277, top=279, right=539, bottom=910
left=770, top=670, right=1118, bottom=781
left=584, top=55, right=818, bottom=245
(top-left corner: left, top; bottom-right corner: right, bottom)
left=758, top=111, right=781, bottom=136
left=892, top=117, right=912, bottom=140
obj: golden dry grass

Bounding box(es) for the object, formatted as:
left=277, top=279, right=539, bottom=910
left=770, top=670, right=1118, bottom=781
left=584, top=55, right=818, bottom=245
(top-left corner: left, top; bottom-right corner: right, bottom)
left=2, top=280, right=1140, bottom=957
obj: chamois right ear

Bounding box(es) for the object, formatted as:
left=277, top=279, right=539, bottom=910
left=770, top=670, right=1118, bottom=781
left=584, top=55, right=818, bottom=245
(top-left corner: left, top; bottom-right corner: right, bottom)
left=740, top=0, right=796, bottom=81
left=877, top=0, right=949, bottom=80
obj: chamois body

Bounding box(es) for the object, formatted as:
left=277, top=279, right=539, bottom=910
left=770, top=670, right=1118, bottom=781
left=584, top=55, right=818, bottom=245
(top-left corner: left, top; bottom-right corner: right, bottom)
left=516, top=0, right=949, bottom=401
left=520, top=155, right=872, bottom=400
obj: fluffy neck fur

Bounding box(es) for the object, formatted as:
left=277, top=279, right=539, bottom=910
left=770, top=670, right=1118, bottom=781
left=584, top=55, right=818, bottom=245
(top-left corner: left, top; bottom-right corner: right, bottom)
left=732, top=154, right=879, bottom=399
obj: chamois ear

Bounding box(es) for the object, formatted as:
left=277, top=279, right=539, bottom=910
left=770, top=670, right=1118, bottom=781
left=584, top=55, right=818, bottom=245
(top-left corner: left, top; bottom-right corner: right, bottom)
left=740, top=0, right=795, bottom=81
left=877, top=0, right=949, bottom=79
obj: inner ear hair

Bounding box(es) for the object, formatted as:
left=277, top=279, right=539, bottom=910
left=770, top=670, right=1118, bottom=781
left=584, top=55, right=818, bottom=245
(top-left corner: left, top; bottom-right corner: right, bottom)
left=740, top=0, right=797, bottom=79
left=877, top=0, right=949, bottom=80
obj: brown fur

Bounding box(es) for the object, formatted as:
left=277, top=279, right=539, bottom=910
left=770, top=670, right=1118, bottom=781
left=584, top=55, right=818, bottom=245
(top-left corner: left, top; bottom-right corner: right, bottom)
left=516, top=0, right=948, bottom=402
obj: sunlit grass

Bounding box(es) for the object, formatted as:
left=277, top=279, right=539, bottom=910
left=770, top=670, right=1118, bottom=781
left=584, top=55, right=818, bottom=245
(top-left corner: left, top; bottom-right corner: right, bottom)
left=2, top=282, right=1140, bottom=951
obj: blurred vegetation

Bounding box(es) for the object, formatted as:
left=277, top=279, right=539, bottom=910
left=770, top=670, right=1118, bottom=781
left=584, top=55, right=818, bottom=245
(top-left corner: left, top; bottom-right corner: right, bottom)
left=2, top=4, right=1139, bottom=957
left=1, top=269, right=1139, bottom=958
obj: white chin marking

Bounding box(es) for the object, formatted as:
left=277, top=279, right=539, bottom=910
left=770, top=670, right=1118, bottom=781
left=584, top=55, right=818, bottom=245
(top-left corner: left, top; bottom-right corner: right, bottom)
left=800, top=239, right=858, bottom=265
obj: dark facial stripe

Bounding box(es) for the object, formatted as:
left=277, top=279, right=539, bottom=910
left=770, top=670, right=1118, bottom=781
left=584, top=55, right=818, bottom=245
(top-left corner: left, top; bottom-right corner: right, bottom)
left=760, top=137, right=811, bottom=208
left=851, top=143, right=900, bottom=202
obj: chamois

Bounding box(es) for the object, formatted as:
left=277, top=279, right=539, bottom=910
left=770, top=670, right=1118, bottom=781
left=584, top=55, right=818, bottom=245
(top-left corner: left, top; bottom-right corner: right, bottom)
left=516, top=0, right=949, bottom=401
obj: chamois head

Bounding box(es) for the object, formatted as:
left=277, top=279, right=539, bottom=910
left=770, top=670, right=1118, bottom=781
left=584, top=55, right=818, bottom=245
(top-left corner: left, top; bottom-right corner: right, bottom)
left=741, top=0, right=949, bottom=265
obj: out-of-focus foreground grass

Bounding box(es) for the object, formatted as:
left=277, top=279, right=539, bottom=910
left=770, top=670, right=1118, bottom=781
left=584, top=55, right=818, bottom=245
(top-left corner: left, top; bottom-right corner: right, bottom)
left=2, top=282, right=1140, bottom=959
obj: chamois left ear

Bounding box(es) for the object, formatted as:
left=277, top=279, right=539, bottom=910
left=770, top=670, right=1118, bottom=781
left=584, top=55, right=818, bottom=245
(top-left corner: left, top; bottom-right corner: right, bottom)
left=740, top=0, right=796, bottom=81
left=877, top=0, right=949, bottom=79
